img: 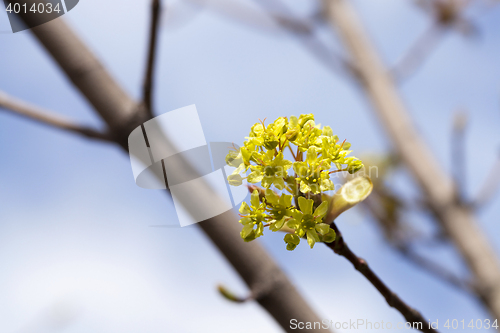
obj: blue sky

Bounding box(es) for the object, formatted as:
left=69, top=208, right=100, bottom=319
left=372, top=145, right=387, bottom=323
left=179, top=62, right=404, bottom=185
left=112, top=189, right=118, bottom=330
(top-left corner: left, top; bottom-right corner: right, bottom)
left=1, top=0, right=499, bottom=332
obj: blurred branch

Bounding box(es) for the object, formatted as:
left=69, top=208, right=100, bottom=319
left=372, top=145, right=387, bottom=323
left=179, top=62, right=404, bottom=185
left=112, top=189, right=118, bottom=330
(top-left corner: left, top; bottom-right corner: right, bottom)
left=14, top=3, right=330, bottom=331
left=142, top=0, right=162, bottom=117
left=256, top=0, right=354, bottom=77
left=323, top=0, right=500, bottom=320
left=218, top=284, right=254, bottom=303
left=396, top=244, right=473, bottom=292
left=451, top=111, right=468, bottom=202
left=473, top=151, right=500, bottom=209
left=0, top=91, right=113, bottom=141
left=391, top=23, right=444, bottom=82
left=186, top=0, right=312, bottom=34
left=416, top=0, right=474, bottom=34
left=199, top=0, right=354, bottom=77
left=362, top=190, right=408, bottom=243
left=363, top=191, right=471, bottom=293
left=358, top=155, right=471, bottom=293
left=325, top=221, right=437, bottom=333
left=393, top=0, right=476, bottom=82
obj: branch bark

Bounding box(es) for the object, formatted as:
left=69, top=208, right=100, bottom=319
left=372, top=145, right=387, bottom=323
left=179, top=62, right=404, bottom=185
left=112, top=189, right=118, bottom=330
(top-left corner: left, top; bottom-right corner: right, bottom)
left=11, top=3, right=330, bottom=331
left=325, top=221, right=437, bottom=333
left=142, top=0, right=161, bottom=116
left=451, top=111, right=468, bottom=202
left=0, top=90, right=112, bottom=141
left=323, top=0, right=500, bottom=322
left=473, top=155, right=500, bottom=209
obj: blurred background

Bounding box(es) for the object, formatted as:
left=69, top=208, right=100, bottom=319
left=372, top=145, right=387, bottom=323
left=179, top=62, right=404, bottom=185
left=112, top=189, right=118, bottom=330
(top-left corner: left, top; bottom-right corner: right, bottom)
left=0, top=0, right=499, bottom=331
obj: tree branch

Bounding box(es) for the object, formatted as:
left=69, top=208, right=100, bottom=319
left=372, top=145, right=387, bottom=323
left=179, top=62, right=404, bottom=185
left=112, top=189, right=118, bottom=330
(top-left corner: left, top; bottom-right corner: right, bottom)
left=473, top=152, right=500, bottom=209
left=323, top=0, right=500, bottom=321
left=362, top=193, right=472, bottom=294
left=193, top=0, right=356, bottom=78
left=186, top=0, right=312, bottom=34
left=325, top=221, right=437, bottom=333
left=451, top=111, right=468, bottom=202
left=142, top=0, right=162, bottom=116
left=0, top=90, right=112, bottom=141
left=395, top=244, right=473, bottom=293
left=392, top=0, right=476, bottom=82
left=13, top=3, right=330, bottom=331
left=250, top=0, right=354, bottom=78
left=391, top=23, right=444, bottom=82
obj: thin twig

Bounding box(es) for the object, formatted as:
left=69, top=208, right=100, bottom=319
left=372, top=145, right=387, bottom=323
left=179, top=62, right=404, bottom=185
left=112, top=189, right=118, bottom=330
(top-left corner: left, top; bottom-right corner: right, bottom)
left=473, top=153, right=500, bottom=209
left=362, top=191, right=471, bottom=293
left=142, top=0, right=162, bottom=116
left=391, top=22, right=444, bottom=82
left=0, top=91, right=112, bottom=141
left=206, top=0, right=353, bottom=75
left=451, top=111, right=468, bottom=202
left=217, top=284, right=254, bottom=303
left=393, top=0, right=475, bottom=82
left=325, top=221, right=437, bottom=333
left=396, top=244, right=473, bottom=293
left=242, top=0, right=355, bottom=78
left=186, top=0, right=311, bottom=34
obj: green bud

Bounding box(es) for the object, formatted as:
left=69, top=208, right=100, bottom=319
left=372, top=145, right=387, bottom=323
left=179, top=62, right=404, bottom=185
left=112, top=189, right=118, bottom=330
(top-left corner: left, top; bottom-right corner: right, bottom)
left=329, top=176, right=373, bottom=221
left=243, top=230, right=256, bottom=242
left=322, top=228, right=336, bottom=243
left=263, top=137, right=279, bottom=150
left=306, top=230, right=320, bottom=248
left=217, top=285, right=247, bottom=303
left=285, top=128, right=299, bottom=141
left=225, top=150, right=241, bottom=166
left=228, top=174, right=244, bottom=186
left=315, top=223, right=330, bottom=235
left=284, top=233, right=300, bottom=245
left=298, top=114, right=315, bottom=127
left=322, top=126, right=333, bottom=137
left=241, top=224, right=254, bottom=238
